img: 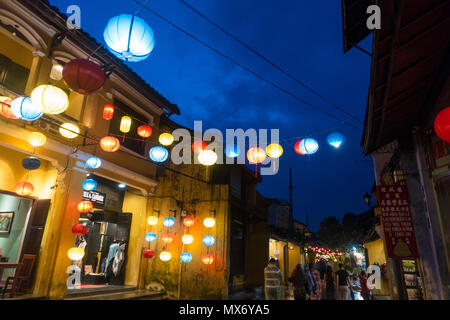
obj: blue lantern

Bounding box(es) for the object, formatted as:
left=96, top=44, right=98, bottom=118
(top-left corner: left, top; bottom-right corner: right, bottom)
left=103, top=14, right=155, bottom=62
left=149, top=146, right=169, bottom=163
left=145, top=232, right=157, bottom=242
left=327, top=132, right=345, bottom=149
left=11, top=97, right=43, bottom=121
left=225, top=145, right=240, bottom=158
left=202, top=235, right=215, bottom=246
left=22, top=157, right=41, bottom=170
left=180, top=252, right=192, bottom=263
left=298, top=138, right=319, bottom=155
left=163, top=217, right=175, bottom=227
left=82, top=179, right=98, bottom=191
left=86, top=157, right=102, bottom=169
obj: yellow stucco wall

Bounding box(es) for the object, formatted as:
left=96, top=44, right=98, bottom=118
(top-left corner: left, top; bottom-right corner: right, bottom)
left=365, top=238, right=391, bottom=296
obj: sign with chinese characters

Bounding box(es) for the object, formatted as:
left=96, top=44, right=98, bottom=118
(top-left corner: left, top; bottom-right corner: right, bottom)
left=376, top=185, right=419, bottom=259
left=83, top=190, right=106, bottom=206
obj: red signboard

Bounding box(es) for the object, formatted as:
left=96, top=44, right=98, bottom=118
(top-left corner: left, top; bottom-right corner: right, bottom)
left=376, top=185, right=419, bottom=259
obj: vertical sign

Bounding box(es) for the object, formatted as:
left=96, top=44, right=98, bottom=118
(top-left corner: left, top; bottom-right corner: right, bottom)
left=376, top=185, right=419, bottom=259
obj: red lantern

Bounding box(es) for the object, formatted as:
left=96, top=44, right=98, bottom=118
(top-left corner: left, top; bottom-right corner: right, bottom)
left=62, top=59, right=106, bottom=95
left=0, top=97, right=17, bottom=119
left=183, top=217, right=195, bottom=228
left=161, top=234, right=174, bottom=244
left=103, top=104, right=115, bottom=120
left=201, top=254, right=214, bottom=265
left=100, top=136, right=120, bottom=152
left=72, top=224, right=88, bottom=236
left=78, top=201, right=93, bottom=213
left=137, top=125, right=152, bottom=138
left=143, top=249, right=155, bottom=258
left=247, top=147, right=266, bottom=164
left=15, top=181, right=34, bottom=196
left=192, top=141, right=207, bottom=154
left=294, top=140, right=305, bottom=155
left=434, top=107, right=450, bottom=143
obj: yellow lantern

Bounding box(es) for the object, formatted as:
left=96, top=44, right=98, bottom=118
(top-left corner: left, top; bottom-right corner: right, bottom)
left=68, top=247, right=85, bottom=260
left=203, top=217, right=216, bottom=228
left=59, top=123, right=80, bottom=139
left=182, top=234, right=194, bottom=244
left=198, top=150, right=218, bottom=166
left=266, top=144, right=283, bottom=158
left=31, top=85, right=69, bottom=115
left=28, top=132, right=46, bottom=147
left=120, top=116, right=132, bottom=133
left=160, top=251, right=172, bottom=261
left=147, top=215, right=158, bottom=226
left=159, top=133, right=174, bottom=146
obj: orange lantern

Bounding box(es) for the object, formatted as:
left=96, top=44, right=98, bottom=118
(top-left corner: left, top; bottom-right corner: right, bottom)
left=15, top=181, right=34, bottom=196
left=201, top=254, right=214, bottom=265
left=100, top=136, right=120, bottom=152
left=78, top=201, right=93, bottom=213
left=183, top=216, right=195, bottom=228
left=103, top=104, right=114, bottom=120
left=161, top=234, right=174, bottom=244
left=192, top=141, right=207, bottom=154
left=247, top=147, right=266, bottom=164
left=0, top=96, right=17, bottom=119
left=137, top=125, right=152, bottom=138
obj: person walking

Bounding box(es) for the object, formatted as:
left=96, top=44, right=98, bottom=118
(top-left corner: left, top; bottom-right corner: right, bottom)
left=288, top=264, right=307, bottom=300
left=264, top=258, right=283, bottom=300
left=325, top=265, right=336, bottom=300
left=310, top=267, right=322, bottom=300
left=335, top=263, right=351, bottom=300
left=360, top=271, right=371, bottom=300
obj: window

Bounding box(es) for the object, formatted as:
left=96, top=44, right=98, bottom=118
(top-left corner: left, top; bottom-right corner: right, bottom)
left=0, top=53, right=29, bottom=94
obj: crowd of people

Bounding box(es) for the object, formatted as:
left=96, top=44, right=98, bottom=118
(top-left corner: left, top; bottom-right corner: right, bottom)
left=264, top=258, right=372, bottom=300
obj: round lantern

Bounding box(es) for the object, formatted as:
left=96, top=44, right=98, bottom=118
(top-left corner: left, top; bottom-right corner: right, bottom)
left=15, top=181, right=34, bottom=196
left=11, top=97, right=43, bottom=121
left=68, top=247, right=85, bottom=261
left=203, top=217, right=216, bottom=228
left=78, top=201, right=93, bottom=213
left=28, top=132, right=46, bottom=147
left=72, top=224, right=88, bottom=236
left=149, top=146, right=169, bottom=163
left=143, top=249, right=155, bottom=258
left=100, top=136, right=120, bottom=152
left=50, top=63, right=64, bottom=81
left=0, top=96, right=17, bottom=119
left=120, top=116, right=132, bottom=133
left=198, top=150, right=218, bottom=166
left=86, top=157, right=102, bottom=169
left=62, top=59, right=106, bottom=95
left=266, top=144, right=283, bottom=158
left=159, top=251, right=172, bottom=262
left=247, top=147, right=266, bottom=164
left=103, top=104, right=115, bottom=120
left=145, top=232, right=157, bottom=242
left=82, top=179, right=98, bottom=191
left=161, top=234, right=174, bottom=244
left=225, top=145, right=240, bottom=158
left=159, top=133, right=174, bottom=146
left=192, top=141, right=207, bottom=154
left=180, top=253, right=192, bottom=263
left=182, top=234, right=194, bottom=245
left=31, top=85, right=69, bottom=115
left=103, top=14, right=155, bottom=62
left=295, top=138, right=319, bottom=155
left=434, top=107, right=450, bottom=143
left=147, top=215, right=158, bottom=226
left=327, top=132, right=345, bottom=149
left=59, top=123, right=80, bottom=139
left=163, top=217, right=175, bottom=227
left=201, top=254, right=214, bottom=265
left=22, top=157, right=41, bottom=170
left=137, top=125, right=152, bottom=138
left=183, top=217, right=195, bottom=228
left=202, top=235, right=215, bottom=246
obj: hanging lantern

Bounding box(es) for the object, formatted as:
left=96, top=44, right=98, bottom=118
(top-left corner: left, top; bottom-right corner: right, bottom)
left=28, top=132, right=46, bottom=147
left=59, top=123, right=80, bottom=139
left=159, top=133, right=174, bottom=146
left=85, top=157, right=102, bottom=169
left=103, top=14, right=155, bottom=62
left=72, top=224, right=88, bottom=236
left=266, top=144, right=283, bottom=158
left=161, top=234, right=174, bottom=244
left=201, top=254, right=214, bottom=265
left=22, top=157, right=41, bottom=171
left=202, top=235, right=215, bottom=246
left=198, top=150, right=218, bottom=166
left=180, top=253, right=192, bottom=263
left=82, top=179, right=98, bottom=191
left=149, top=146, right=169, bottom=163
left=295, top=138, right=319, bottom=155
left=120, top=116, right=132, bottom=133
left=147, top=215, right=158, bottom=226
left=11, top=97, right=43, bottom=121
left=15, top=182, right=34, bottom=196
left=103, top=104, right=115, bottom=120
left=327, top=132, right=346, bottom=149
left=163, top=217, right=175, bottom=227
left=294, top=140, right=305, bottom=155
left=143, top=249, right=155, bottom=258
left=0, top=96, right=17, bottom=119
left=145, top=232, right=157, bottom=242
left=50, top=63, right=64, bottom=81
left=100, top=136, right=120, bottom=152
left=137, top=125, right=152, bottom=138
left=247, top=147, right=266, bottom=164
left=203, top=217, right=216, bottom=228
left=183, top=217, right=195, bottom=227
left=68, top=247, right=85, bottom=261
left=192, top=141, right=207, bottom=154
left=77, top=201, right=93, bottom=213
left=225, top=145, right=240, bottom=158
left=159, top=251, right=172, bottom=262
left=182, top=234, right=194, bottom=245
left=434, top=107, right=450, bottom=143
left=62, top=59, right=106, bottom=95
left=31, top=85, right=69, bottom=115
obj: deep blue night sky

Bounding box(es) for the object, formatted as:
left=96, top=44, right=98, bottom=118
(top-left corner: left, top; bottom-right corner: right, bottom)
left=53, top=0, right=374, bottom=231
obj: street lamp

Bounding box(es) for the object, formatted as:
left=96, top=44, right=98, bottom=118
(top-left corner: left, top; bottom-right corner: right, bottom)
left=363, top=192, right=372, bottom=207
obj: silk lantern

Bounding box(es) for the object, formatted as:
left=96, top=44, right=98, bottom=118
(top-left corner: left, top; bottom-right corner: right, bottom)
left=327, top=132, right=345, bottom=149
left=180, top=253, right=192, bottom=263
left=149, top=146, right=169, bottom=163
left=0, top=96, right=17, bottom=119
left=147, top=215, right=158, bottom=226
left=163, top=217, right=175, bottom=227
left=100, top=136, right=120, bottom=152
left=182, top=234, right=194, bottom=245
left=68, top=247, right=85, bottom=260
left=183, top=217, right=195, bottom=227
left=201, top=254, right=214, bottom=265
left=86, top=157, right=102, bottom=169
left=203, top=217, right=216, bottom=228
left=59, top=123, right=80, bottom=139
left=143, top=249, right=155, bottom=258
left=247, top=147, right=266, bottom=164
left=161, top=234, right=174, bottom=244
left=192, top=141, right=207, bottom=154
left=62, top=59, right=106, bottom=94
left=159, top=251, right=172, bottom=261
left=31, top=85, right=69, bottom=115
left=434, top=107, right=450, bottom=143
left=266, top=144, right=283, bottom=158
left=28, top=132, right=46, bottom=147
left=11, top=97, right=43, bottom=121
left=202, top=235, right=215, bottom=246
left=82, top=179, right=97, bottom=191
left=15, top=181, right=34, bottom=196
left=225, top=145, right=240, bottom=158
left=159, top=133, right=174, bottom=146
left=22, top=157, right=41, bottom=170
left=78, top=201, right=93, bottom=213
left=103, top=104, right=115, bottom=120
left=120, top=116, right=132, bottom=133
left=137, top=125, right=152, bottom=138
left=72, top=224, right=88, bottom=236
left=198, top=150, right=218, bottom=166
left=295, top=138, right=319, bottom=155
left=145, top=232, right=157, bottom=242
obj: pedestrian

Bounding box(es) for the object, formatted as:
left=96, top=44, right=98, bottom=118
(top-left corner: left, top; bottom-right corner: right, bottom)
left=335, top=263, right=351, bottom=300
left=310, top=267, right=322, bottom=300
left=264, top=258, right=283, bottom=300
left=325, top=265, right=336, bottom=300
left=288, top=264, right=307, bottom=300
left=360, top=271, right=371, bottom=300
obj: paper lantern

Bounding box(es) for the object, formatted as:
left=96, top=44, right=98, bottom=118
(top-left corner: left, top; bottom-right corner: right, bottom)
left=0, top=96, right=17, bottom=119
left=203, top=217, right=216, bottom=228
left=161, top=234, right=174, bottom=244
left=247, top=147, right=266, bottom=164
left=86, top=157, right=102, bottom=169
left=159, top=251, right=172, bottom=262
left=180, top=253, right=192, bottom=263
left=327, top=132, right=345, bottom=149
left=28, top=132, right=46, bottom=147
left=31, top=85, right=69, bottom=115
left=103, top=104, right=115, bottom=120
left=145, top=232, right=157, bottom=242
left=198, top=150, right=218, bottom=166
left=201, top=254, right=214, bottom=265
left=137, top=125, right=152, bottom=138
left=159, top=133, right=174, bottom=146
left=143, top=249, right=155, bottom=258
left=225, top=145, right=240, bottom=158
left=149, top=146, right=169, bottom=163
left=103, top=14, right=155, bottom=62
left=434, top=107, right=450, bottom=143
left=50, top=63, right=64, bottom=81
left=72, top=224, right=88, bottom=236
left=192, top=141, right=207, bottom=154
left=182, top=234, right=194, bottom=245
left=68, top=247, right=85, bottom=261
left=15, top=181, right=34, bottom=196
left=120, top=116, right=132, bottom=133
left=22, top=157, right=41, bottom=170
left=266, top=144, right=283, bottom=158
left=78, top=201, right=93, bottom=213
left=163, top=217, right=175, bottom=227
left=100, top=136, right=120, bottom=152
left=147, top=215, right=158, bottom=226
left=62, top=59, right=106, bottom=94
left=202, top=235, right=215, bottom=246
left=11, top=97, right=43, bottom=121
left=295, top=138, right=319, bottom=155
left=82, top=179, right=97, bottom=191
left=183, top=217, right=195, bottom=227
left=294, top=140, right=305, bottom=155
left=59, top=123, right=80, bottom=139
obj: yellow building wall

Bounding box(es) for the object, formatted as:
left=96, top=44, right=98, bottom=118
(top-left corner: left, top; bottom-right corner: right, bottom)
left=287, top=243, right=301, bottom=278
left=365, top=238, right=390, bottom=296
left=269, top=239, right=286, bottom=279
left=0, top=29, right=33, bottom=69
